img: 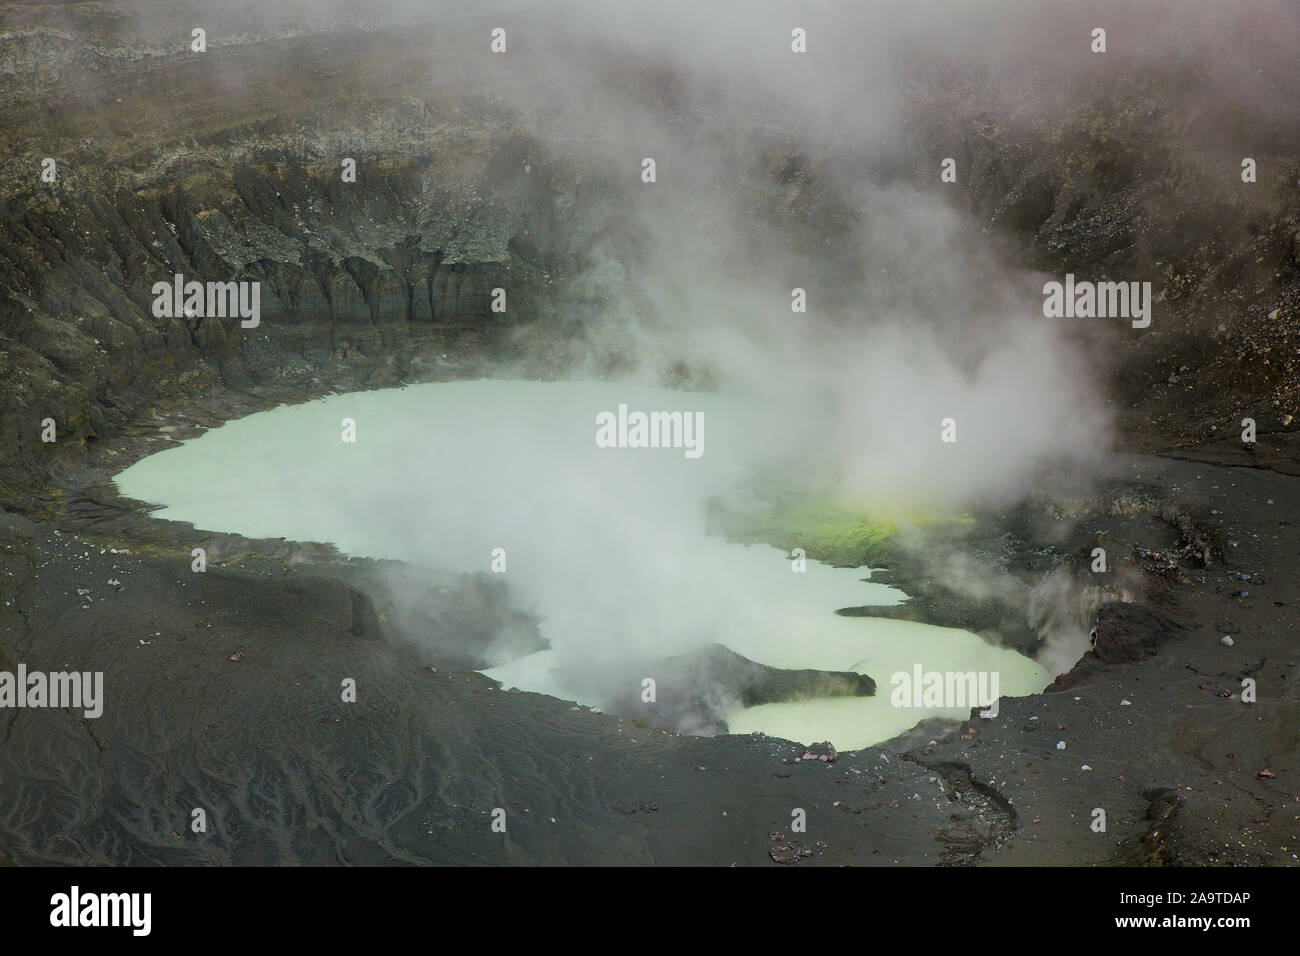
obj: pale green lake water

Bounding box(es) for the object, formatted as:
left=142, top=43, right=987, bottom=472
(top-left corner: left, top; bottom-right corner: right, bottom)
left=115, top=380, right=1047, bottom=749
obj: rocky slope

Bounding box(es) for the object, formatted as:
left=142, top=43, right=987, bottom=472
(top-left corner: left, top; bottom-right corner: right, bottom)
left=2, top=3, right=1297, bottom=514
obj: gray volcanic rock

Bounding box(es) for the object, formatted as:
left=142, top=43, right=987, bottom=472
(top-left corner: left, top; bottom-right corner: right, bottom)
left=1046, top=601, right=1189, bottom=691
left=566, top=643, right=876, bottom=735
left=350, top=562, right=550, bottom=671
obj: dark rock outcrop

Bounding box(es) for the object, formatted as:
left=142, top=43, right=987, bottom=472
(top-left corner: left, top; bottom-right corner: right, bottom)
left=1046, top=601, right=1187, bottom=690
left=571, top=643, right=875, bottom=736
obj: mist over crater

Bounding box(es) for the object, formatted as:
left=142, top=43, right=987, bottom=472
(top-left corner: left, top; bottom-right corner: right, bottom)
left=0, top=0, right=1296, bottom=874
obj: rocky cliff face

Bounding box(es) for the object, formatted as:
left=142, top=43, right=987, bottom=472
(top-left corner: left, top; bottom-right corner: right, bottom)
left=0, top=12, right=609, bottom=506
left=2, top=0, right=1298, bottom=512
left=0, top=157, right=554, bottom=501
left=897, top=50, right=1300, bottom=470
